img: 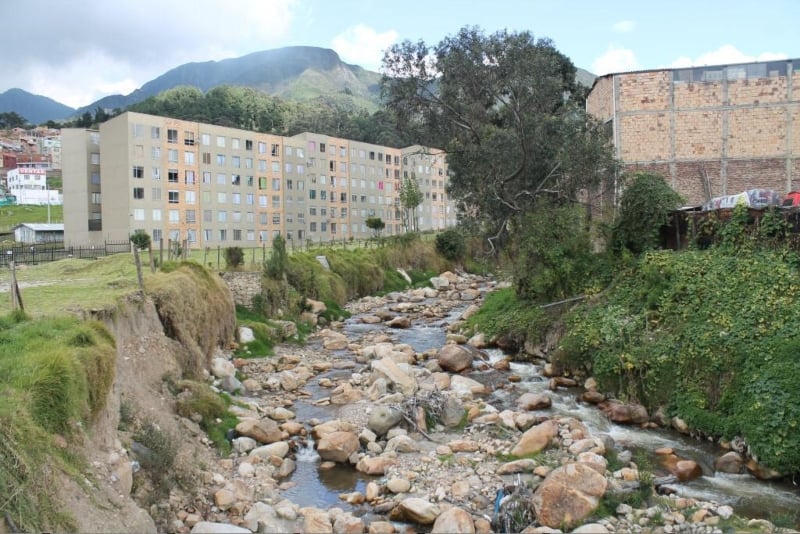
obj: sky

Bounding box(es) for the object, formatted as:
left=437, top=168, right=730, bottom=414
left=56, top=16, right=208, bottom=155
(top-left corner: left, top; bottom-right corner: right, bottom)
left=2, top=0, right=798, bottom=109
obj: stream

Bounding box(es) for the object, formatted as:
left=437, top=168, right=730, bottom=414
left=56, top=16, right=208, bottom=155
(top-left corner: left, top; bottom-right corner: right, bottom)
left=281, top=297, right=800, bottom=526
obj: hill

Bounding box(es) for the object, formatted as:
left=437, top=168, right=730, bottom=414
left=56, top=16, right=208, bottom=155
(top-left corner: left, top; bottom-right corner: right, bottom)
left=0, top=88, right=75, bottom=124
left=77, top=46, right=383, bottom=116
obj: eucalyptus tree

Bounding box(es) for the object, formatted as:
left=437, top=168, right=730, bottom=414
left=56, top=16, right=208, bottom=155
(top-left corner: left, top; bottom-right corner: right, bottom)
left=382, top=26, right=616, bottom=252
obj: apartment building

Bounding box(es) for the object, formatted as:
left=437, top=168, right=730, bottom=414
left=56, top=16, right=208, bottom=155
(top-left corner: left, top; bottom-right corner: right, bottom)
left=586, top=58, right=800, bottom=205
left=62, top=111, right=455, bottom=247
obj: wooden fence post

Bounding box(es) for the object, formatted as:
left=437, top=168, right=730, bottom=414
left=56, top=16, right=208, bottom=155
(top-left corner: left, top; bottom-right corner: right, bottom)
left=9, top=260, right=23, bottom=312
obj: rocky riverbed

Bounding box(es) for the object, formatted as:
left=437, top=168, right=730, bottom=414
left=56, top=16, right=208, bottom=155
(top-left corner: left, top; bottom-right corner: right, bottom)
left=164, top=272, right=799, bottom=534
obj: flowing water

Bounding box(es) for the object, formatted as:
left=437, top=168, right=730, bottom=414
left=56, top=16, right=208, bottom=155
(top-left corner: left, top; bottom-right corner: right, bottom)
left=284, top=300, right=800, bottom=525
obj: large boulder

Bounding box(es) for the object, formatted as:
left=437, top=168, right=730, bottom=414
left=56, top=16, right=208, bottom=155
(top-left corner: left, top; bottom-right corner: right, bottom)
left=714, top=451, right=744, bottom=474
left=191, top=522, right=250, bottom=533
left=532, top=462, right=608, bottom=529
left=431, top=507, right=475, bottom=534
left=510, top=419, right=558, bottom=457
left=371, top=357, right=417, bottom=395
left=449, top=375, right=487, bottom=399
left=517, top=392, right=552, bottom=411
left=317, top=431, right=359, bottom=463
left=355, top=456, right=398, bottom=475
left=389, top=497, right=441, bottom=525
left=437, top=344, right=474, bottom=373
left=235, top=418, right=284, bottom=444
left=367, top=406, right=402, bottom=436
left=599, top=400, right=649, bottom=425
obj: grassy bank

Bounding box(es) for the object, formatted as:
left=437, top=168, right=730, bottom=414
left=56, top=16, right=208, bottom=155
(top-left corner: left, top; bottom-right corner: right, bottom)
left=0, top=312, right=116, bottom=532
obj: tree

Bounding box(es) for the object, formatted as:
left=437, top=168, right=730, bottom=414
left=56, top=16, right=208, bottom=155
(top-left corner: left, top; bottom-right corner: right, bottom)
left=130, top=230, right=151, bottom=251
left=0, top=112, right=29, bottom=129
left=224, top=246, right=245, bottom=269
left=382, top=26, right=616, bottom=253
left=365, top=216, right=386, bottom=238
left=611, top=172, right=684, bottom=254
left=398, top=176, right=423, bottom=232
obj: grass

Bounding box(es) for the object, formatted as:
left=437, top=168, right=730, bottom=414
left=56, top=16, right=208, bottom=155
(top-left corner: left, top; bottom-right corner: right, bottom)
left=0, top=204, right=64, bottom=233
left=0, top=311, right=116, bottom=532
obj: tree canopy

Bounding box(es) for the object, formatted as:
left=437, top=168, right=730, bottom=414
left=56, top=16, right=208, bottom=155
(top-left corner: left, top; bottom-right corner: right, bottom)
left=381, top=26, right=616, bottom=251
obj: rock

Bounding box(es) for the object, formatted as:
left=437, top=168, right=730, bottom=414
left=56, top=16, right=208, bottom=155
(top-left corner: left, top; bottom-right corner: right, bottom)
left=190, top=522, right=250, bottom=533
left=317, top=431, right=359, bottom=463
left=510, top=419, right=558, bottom=457
left=323, top=334, right=349, bottom=351
left=714, top=451, right=743, bottom=474
left=333, top=514, right=365, bottom=534
left=431, top=507, right=475, bottom=533
left=386, top=477, right=412, bottom=493
left=242, top=378, right=262, bottom=392
left=356, top=456, right=397, bottom=475
left=448, top=439, right=480, bottom=453
left=271, top=407, right=295, bottom=421
left=441, top=395, right=466, bottom=428
left=572, top=524, right=609, bottom=533
left=306, top=298, right=327, bottom=315
left=449, top=375, right=486, bottom=399
left=219, top=374, right=243, bottom=394
left=430, top=276, right=451, bottom=290
left=517, top=392, right=552, bottom=410
left=361, top=315, right=382, bottom=324
left=467, top=332, right=487, bottom=348
left=532, top=462, right=608, bottom=530
left=368, top=520, right=396, bottom=534
left=368, top=406, right=402, bottom=436
left=660, top=454, right=703, bottom=482
left=599, top=400, right=649, bottom=425
left=371, top=357, right=417, bottom=395
left=671, top=416, right=690, bottom=434
left=460, top=288, right=481, bottom=301
left=577, top=451, right=608, bottom=474
left=249, top=441, right=290, bottom=459
left=385, top=435, right=419, bottom=453
left=238, top=326, right=255, bottom=344
left=581, top=390, right=606, bottom=404
left=387, top=316, right=412, bottom=328
left=389, top=497, right=441, bottom=525
left=210, top=357, right=235, bottom=378
left=437, top=344, right=474, bottom=373
left=303, top=510, right=333, bottom=533
left=745, top=458, right=784, bottom=480
left=235, top=418, right=283, bottom=444
left=279, top=370, right=301, bottom=391
left=496, top=459, right=536, bottom=474
left=278, top=457, right=296, bottom=478
left=331, top=383, right=362, bottom=404
left=213, top=488, right=235, bottom=511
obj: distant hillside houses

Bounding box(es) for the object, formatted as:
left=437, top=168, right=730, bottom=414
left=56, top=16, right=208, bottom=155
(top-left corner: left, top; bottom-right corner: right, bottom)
left=6, top=167, right=62, bottom=205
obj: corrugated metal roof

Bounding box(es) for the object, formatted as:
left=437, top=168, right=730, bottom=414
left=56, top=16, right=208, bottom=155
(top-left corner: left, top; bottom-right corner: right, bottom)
left=13, top=223, right=64, bottom=231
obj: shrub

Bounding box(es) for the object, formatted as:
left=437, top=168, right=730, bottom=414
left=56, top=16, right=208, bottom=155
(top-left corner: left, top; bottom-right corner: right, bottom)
left=223, top=246, right=245, bottom=269
left=435, top=228, right=466, bottom=262
left=130, top=230, right=151, bottom=251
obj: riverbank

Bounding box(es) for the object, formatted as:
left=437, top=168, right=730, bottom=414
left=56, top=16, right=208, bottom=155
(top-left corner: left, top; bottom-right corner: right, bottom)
left=161, top=271, right=800, bottom=533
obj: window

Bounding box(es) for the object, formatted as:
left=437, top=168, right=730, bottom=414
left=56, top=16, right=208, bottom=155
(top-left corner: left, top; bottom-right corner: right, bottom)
left=309, top=189, right=317, bottom=200
left=216, top=154, right=226, bottom=165
left=245, top=157, right=253, bottom=169
left=285, top=146, right=293, bottom=156
left=91, top=172, right=101, bottom=185
left=184, top=131, right=195, bottom=146
left=232, top=211, right=242, bottom=223
left=272, top=214, right=281, bottom=224
left=167, top=129, right=178, bottom=143
left=91, top=192, right=101, bottom=204
left=272, top=161, right=280, bottom=173
left=187, top=229, right=197, bottom=243
left=320, top=190, right=327, bottom=200
left=308, top=141, right=317, bottom=152
left=272, top=195, right=280, bottom=208
left=219, top=229, right=227, bottom=241
left=133, top=166, right=144, bottom=178
left=217, top=173, right=226, bottom=185
left=297, top=148, right=304, bottom=158
left=202, top=171, right=211, bottom=184
left=134, top=144, right=144, bottom=158
left=218, top=211, right=227, bottom=222
left=168, top=149, right=178, bottom=163
left=185, top=210, right=196, bottom=223
left=259, top=177, right=267, bottom=190
left=310, top=222, right=317, bottom=232
left=203, top=210, right=212, bottom=222
left=259, top=213, right=268, bottom=224
left=319, top=142, right=326, bottom=153
left=246, top=211, right=255, bottom=223
left=216, top=136, right=226, bottom=147
left=169, top=210, right=179, bottom=223
left=153, top=229, right=163, bottom=241
left=153, top=209, right=162, bottom=221
left=133, top=187, right=144, bottom=199
left=184, top=151, right=195, bottom=165
left=286, top=179, right=293, bottom=190
left=232, top=155, right=241, bottom=168
left=152, top=188, right=161, bottom=201
left=151, top=146, right=161, bottom=160
left=185, top=191, right=196, bottom=204
left=232, top=193, right=241, bottom=204
left=168, top=190, right=179, bottom=203
left=258, top=159, right=267, bottom=171
left=233, top=229, right=242, bottom=241
left=133, top=208, right=145, bottom=221
left=168, top=169, right=178, bottom=183
left=272, top=178, right=281, bottom=191
left=132, top=124, right=144, bottom=137
left=246, top=176, right=254, bottom=187
left=201, top=133, right=211, bottom=145
left=340, top=192, right=346, bottom=202
left=271, top=144, right=279, bottom=156
left=185, top=170, right=196, bottom=184
left=217, top=192, right=227, bottom=203
left=232, top=138, right=240, bottom=149
left=258, top=141, right=266, bottom=153
left=151, top=126, right=160, bottom=139
left=203, top=229, right=212, bottom=242
left=232, top=174, right=241, bottom=186
left=247, top=230, right=255, bottom=241
left=310, top=207, right=317, bottom=216
left=259, top=195, right=267, bottom=207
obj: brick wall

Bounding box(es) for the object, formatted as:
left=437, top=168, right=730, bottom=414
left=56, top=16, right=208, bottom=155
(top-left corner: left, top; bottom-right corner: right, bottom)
left=728, top=107, right=786, bottom=157
left=619, top=114, right=669, bottom=161
left=220, top=271, right=261, bottom=309
left=586, top=76, right=613, bottom=121
left=674, top=111, right=723, bottom=158
left=618, top=71, right=671, bottom=111
left=674, top=82, right=723, bottom=108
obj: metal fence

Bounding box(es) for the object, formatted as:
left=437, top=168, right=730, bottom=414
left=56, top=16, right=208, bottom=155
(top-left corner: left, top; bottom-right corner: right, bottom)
left=0, top=240, right=131, bottom=268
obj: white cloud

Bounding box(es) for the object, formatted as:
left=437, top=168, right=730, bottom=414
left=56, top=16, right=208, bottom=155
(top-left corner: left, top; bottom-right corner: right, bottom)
left=591, top=46, right=641, bottom=75
left=0, top=0, right=297, bottom=107
left=669, top=45, right=787, bottom=68
left=331, top=24, right=399, bottom=71
left=612, top=20, right=636, bottom=33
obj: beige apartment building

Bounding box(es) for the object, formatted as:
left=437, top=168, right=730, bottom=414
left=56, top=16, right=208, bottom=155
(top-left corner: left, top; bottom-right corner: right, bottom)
left=586, top=58, right=800, bottom=205
left=62, top=112, right=455, bottom=247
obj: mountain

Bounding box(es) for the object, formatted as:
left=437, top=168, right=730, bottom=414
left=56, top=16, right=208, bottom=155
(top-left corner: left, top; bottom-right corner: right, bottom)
left=0, top=88, right=75, bottom=124
left=76, top=46, right=383, bottom=116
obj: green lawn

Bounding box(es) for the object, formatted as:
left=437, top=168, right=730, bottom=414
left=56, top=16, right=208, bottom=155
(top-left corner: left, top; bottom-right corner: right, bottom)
left=0, top=205, right=63, bottom=233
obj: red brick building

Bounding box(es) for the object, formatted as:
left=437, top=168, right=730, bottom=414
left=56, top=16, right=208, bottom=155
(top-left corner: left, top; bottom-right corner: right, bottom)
left=586, top=59, right=800, bottom=206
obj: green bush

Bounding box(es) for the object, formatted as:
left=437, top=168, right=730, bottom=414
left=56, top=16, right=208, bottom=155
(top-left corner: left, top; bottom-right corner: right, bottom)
left=130, top=230, right=151, bottom=251
left=224, top=246, right=245, bottom=269
left=435, top=228, right=466, bottom=262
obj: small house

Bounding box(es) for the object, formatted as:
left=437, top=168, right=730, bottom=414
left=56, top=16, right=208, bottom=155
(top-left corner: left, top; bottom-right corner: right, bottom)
left=13, top=223, right=64, bottom=244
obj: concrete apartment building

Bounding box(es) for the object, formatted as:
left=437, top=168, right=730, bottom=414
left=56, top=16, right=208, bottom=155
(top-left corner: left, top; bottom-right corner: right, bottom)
left=586, top=58, right=800, bottom=205
left=62, top=111, right=455, bottom=247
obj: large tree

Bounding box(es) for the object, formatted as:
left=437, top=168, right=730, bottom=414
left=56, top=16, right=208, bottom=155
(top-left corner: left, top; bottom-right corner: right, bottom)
left=381, top=26, right=616, bottom=252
